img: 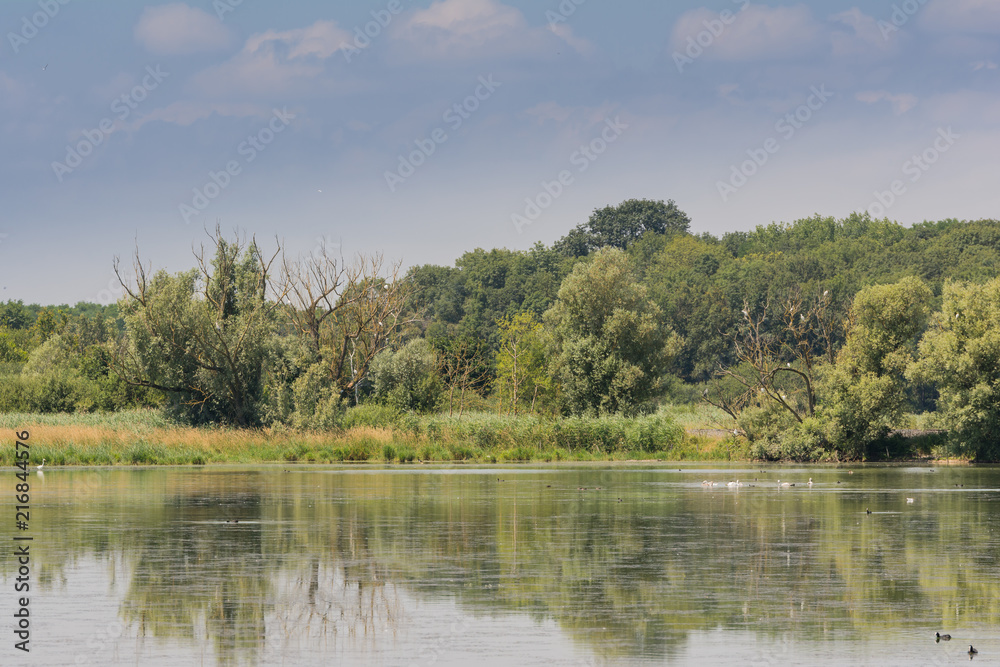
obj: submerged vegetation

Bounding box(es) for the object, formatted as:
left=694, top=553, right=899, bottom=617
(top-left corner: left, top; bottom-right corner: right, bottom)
left=5, top=204, right=1000, bottom=462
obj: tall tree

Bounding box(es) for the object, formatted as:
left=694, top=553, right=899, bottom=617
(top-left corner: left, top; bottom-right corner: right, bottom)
left=826, top=277, right=931, bottom=457
left=545, top=248, right=682, bottom=416
left=495, top=312, right=548, bottom=415
left=555, top=198, right=690, bottom=255
left=909, top=278, right=1000, bottom=460
left=114, top=228, right=283, bottom=426
left=280, top=247, right=410, bottom=403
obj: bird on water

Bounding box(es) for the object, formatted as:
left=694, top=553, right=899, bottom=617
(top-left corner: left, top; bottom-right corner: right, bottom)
left=36, top=459, right=45, bottom=471
left=936, top=632, right=951, bottom=641
left=969, top=645, right=978, bottom=655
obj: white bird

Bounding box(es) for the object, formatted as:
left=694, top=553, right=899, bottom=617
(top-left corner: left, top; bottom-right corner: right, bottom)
left=823, top=290, right=829, bottom=296
left=778, top=480, right=791, bottom=487
left=701, top=480, right=711, bottom=486
left=808, top=478, right=813, bottom=486
left=906, top=497, right=914, bottom=504
left=41, top=63, right=48, bottom=71
left=36, top=459, right=45, bottom=471
left=727, top=480, right=739, bottom=488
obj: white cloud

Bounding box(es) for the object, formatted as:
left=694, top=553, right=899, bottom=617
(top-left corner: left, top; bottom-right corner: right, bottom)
left=671, top=5, right=824, bottom=61
left=190, top=20, right=351, bottom=97
left=245, top=21, right=350, bottom=60
left=923, top=0, right=1000, bottom=34
left=391, top=0, right=579, bottom=61
left=972, top=60, right=998, bottom=71
left=857, top=90, right=919, bottom=115
left=134, top=3, right=234, bottom=55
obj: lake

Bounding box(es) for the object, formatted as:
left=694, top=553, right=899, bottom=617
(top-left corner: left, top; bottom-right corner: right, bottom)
left=2, top=464, right=999, bottom=666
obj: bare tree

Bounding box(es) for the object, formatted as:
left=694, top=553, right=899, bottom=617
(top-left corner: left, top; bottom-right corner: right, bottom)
left=705, top=290, right=844, bottom=425
left=279, top=247, right=411, bottom=402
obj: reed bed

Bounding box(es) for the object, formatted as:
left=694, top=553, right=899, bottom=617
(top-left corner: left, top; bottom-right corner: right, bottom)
left=0, top=408, right=738, bottom=466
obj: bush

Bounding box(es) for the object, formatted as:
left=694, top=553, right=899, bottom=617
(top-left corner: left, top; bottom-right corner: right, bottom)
left=343, top=403, right=401, bottom=429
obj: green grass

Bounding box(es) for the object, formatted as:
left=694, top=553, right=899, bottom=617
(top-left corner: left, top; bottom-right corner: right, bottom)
left=0, top=407, right=728, bottom=466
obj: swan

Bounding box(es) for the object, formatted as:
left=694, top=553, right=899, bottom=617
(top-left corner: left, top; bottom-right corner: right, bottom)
left=36, top=459, right=45, bottom=471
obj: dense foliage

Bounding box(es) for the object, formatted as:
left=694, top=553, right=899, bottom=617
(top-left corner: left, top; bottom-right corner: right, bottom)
left=6, top=203, right=1000, bottom=460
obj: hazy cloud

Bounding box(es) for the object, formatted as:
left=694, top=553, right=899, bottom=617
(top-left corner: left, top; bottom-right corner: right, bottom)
left=134, top=3, right=234, bottom=55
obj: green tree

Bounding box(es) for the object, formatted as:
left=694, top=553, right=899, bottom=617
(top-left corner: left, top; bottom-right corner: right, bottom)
left=544, top=248, right=682, bottom=416
left=495, top=312, right=548, bottom=415
left=825, top=277, right=932, bottom=458
left=555, top=198, right=690, bottom=255
left=115, top=229, right=282, bottom=426
left=909, top=278, right=1000, bottom=460
left=370, top=338, right=443, bottom=412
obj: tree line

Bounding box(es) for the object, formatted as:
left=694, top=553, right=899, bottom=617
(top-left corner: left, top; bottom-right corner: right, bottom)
left=5, top=202, right=1000, bottom=460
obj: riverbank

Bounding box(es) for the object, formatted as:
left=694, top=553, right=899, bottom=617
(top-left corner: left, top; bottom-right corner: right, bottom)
left=0, top=408, right=954, bottom=466
left=0, top=408, right=748, bottom=466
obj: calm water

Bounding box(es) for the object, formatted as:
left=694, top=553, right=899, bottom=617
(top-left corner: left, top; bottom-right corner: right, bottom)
left=3, top=464, right=1000, bottom=666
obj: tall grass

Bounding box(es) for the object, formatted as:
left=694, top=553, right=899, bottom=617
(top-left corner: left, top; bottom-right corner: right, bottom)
left=0, top=406, right=730, bottom=466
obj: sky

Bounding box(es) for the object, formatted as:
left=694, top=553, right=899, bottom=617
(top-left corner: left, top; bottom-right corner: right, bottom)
left=0, top=0, right=998, bottom=305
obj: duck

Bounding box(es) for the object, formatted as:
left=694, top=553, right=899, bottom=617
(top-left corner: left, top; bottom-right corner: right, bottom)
left=36, top=459, right=45, bottom=471
left=969, top=645, right=978, bottom=655
left=866, top=508, right=872, bottom=514
left=936, top=632, right=951, bottom=641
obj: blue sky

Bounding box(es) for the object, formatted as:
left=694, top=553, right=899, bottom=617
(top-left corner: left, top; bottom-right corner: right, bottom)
left=1, top=0, right=998, bottom=304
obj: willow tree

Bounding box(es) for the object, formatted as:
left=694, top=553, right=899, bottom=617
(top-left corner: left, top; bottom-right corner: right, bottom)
left=113, top=228, right=283, bottom=426
left=544, top=247, right=681, bottom=416
left=909, top=278, right=1000, bottom=460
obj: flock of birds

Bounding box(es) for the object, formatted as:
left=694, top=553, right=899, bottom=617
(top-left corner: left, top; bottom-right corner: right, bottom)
left=701, top=476, right=817, bottom=488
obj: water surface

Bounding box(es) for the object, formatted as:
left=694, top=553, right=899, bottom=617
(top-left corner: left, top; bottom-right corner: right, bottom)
left=3, top=464, right=999, bottom=666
